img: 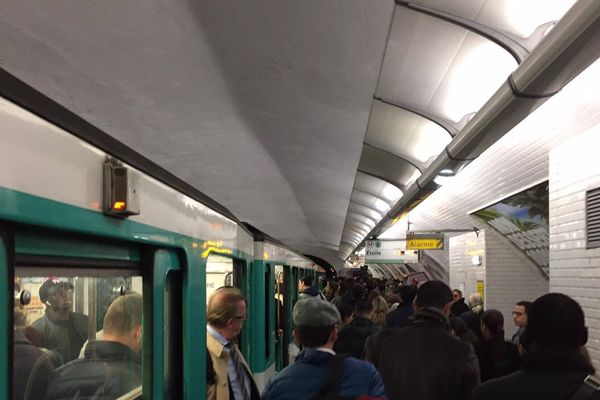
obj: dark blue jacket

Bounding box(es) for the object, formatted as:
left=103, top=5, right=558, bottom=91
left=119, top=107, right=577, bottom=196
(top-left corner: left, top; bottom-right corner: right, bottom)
left=262, top=349, right=386, bottom=400
left=385, top=303, right=414, bottom=329
left=335, top=316, right=380, bottom=359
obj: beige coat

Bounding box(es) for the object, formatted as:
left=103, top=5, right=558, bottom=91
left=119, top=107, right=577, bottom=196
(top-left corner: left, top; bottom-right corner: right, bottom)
left=206, top=332, right=258, bottom=400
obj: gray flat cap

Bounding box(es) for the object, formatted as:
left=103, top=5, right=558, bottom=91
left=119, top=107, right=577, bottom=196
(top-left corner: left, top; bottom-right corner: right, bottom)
left=293, top=298, right=341, bottom=326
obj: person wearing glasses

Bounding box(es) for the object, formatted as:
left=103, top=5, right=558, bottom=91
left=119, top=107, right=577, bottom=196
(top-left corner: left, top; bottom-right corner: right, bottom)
left=511, top=301, right=531, bottom=346
left=450, top=289, right=470, bottom=318
left=207, top=287, right=259, bottom=400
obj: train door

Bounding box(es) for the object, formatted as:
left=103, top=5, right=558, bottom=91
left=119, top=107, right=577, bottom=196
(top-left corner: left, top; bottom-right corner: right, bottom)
left=205, top=254, right=235, bottom=300
left=3, top=225, right=186, bottom=400
left=205, top=253, right=249, bottom=354
left=274, top=264, right=290, bottom=371
left=287, top=266, right=302, bottom=365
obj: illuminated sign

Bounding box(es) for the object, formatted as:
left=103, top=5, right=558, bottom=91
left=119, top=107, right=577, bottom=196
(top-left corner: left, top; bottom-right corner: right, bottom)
left=364, top=240, right=418, bottom=264
left=406, top=233, right=444, bottom=250
left=476, top=280, right=485, bottom=299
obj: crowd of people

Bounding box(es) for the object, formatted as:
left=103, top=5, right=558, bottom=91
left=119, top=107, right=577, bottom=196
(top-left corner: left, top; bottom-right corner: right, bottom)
left=259, top=275, right=598, bottom=400
left=12, top=274, right=599, bottom=400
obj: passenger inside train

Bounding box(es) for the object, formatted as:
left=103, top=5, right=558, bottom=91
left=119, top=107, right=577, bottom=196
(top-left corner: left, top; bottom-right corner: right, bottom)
left=31, top=278, right=89, bottom=365
left=46, top=293, right=143, bottom=400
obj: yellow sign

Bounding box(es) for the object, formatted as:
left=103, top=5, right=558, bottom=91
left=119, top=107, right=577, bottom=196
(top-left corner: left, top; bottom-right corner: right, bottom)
left=406, top=238, right=444, bottom=250
left=476, top=280, right=485, bottom=300
left=405, top=233, right=444, bottom=250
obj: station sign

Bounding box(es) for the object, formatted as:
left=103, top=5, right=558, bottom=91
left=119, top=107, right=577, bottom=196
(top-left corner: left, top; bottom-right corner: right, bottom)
left=364, top=240, right=418, bottom=264
left=406, top=233, right=444, bottom=250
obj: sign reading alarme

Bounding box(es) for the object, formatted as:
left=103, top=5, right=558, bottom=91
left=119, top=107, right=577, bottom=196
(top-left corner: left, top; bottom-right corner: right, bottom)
left=406, top=233, right=444, bottom=250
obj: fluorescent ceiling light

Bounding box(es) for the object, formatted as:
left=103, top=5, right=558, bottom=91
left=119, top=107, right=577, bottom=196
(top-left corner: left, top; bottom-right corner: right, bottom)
left=367, top=101, right=452, bottom=165
left=374, top=198, right=391, bottom=213
left=381, top=184, right=403, bottom=203
left=438, top=39, right=517, bottom=123
left=502, top=0, right=577, bottom=39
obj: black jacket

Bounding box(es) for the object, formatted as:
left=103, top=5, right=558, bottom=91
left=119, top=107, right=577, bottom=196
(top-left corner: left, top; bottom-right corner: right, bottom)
left=46, top=340, right=142, bottom=400
left=298, top=286, right=325, bottom=300
left=451, top=299, right=470, bottom=318
left=473, top=348, right=594, bottom=400
left=334, top=316, right=380, bottom=359
left=365, top=307, right=480, bottom=400
left=475, top=339, right=521, bottom=382
left=31, top=311, right=89, bottom=364
left=459, top=310, right=483, bottom=341
left=385, top=303, right=414, bottom=329
left=13, top=330, right=56, bottom=400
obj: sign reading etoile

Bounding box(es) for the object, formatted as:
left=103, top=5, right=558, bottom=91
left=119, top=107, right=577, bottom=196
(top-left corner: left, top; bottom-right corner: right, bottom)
left=364, top=240, right=418, bottom=264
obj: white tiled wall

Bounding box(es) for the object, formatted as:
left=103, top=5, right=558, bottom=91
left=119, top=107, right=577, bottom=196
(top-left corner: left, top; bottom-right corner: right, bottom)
left=449, top=225, right=550, bottom=337
left=449, top=231, right=486, bottom=306
left=550, top=125, right=600, bottom=372
left=484, top=225, right=549, bottom=337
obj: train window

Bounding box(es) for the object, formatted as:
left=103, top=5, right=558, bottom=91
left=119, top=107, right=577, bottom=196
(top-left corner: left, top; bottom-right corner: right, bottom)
left=13, top=268, right=143, bottom=400
left=206, top=254, right=234, bottom=302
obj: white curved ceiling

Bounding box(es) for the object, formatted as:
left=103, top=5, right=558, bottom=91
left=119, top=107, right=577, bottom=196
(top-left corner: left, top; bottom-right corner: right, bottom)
left=0, top=0, right=578, bottom=268
left=339, top=0, right=577, bottom=260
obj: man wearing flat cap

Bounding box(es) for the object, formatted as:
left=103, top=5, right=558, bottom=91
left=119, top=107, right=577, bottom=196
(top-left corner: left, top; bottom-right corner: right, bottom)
left=31, top=277, right=89, bottom=364
left=262, top=297, right=386, bottom=400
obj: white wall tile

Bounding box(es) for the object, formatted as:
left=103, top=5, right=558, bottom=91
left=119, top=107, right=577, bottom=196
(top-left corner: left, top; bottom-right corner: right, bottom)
left=550, top=125, right=600, bottom=372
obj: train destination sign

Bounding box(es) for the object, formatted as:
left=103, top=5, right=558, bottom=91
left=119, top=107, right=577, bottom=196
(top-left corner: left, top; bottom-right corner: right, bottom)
left=406, top=233, right=444, bottom=250
left=364, top=240, right=418, bottom=264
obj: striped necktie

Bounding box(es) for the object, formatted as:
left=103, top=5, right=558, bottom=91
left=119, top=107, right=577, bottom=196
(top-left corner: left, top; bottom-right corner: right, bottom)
left=227, top=342, right=251, bottom=400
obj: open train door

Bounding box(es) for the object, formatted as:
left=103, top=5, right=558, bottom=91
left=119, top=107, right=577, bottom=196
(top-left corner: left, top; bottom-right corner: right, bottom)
left=274, top=265, right=291, bottom=371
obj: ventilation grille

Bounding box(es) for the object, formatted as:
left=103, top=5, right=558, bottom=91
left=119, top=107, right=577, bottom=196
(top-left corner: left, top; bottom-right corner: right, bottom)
left=587, top=187, right=600, bottom=249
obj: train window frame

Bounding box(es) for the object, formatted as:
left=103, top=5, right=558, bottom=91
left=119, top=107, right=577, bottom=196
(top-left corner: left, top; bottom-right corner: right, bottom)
left=147, top=248, right=182, bottom=400
left=5, top=227, right=173, bottom=399
left=13, top=262, right=145, bottom=399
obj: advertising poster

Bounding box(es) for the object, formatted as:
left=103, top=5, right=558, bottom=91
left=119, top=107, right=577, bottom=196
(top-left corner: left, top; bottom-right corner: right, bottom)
left=472, top=182, right=549, bottom=278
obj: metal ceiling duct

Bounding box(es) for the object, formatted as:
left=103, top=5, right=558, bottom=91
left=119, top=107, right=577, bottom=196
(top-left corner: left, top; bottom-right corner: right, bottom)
left=346, top=0, right=600, bottom=258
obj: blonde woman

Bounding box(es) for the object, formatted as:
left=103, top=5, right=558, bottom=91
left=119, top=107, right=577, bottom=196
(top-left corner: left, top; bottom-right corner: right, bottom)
left=370, top=295, right=389, bottom=329
left=458, top=292, right=484, bottom=341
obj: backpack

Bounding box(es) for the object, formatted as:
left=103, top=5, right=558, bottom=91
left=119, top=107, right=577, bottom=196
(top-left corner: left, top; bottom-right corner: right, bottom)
left=313, top=354, right=384, bottom=400
left=569, top=375, right=600, bottom=400
left=313, top=354, right=347, bottom=400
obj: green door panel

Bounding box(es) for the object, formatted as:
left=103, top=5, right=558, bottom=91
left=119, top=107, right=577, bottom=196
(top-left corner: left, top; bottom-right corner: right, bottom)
left=15, top=229, right=141, bottom=262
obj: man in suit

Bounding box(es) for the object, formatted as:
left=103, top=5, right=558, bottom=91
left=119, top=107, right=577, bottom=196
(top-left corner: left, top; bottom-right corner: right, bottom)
left=207, top=287, right=259, bottom=400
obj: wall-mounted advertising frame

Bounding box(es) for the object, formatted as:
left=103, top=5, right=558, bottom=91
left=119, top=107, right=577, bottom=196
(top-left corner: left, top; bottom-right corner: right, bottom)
left=471, top=181, right=549, bottom=279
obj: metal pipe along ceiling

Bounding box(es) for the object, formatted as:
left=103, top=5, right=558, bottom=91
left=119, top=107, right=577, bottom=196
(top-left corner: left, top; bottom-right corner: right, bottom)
left=345, top=0, right=600, bottom=259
